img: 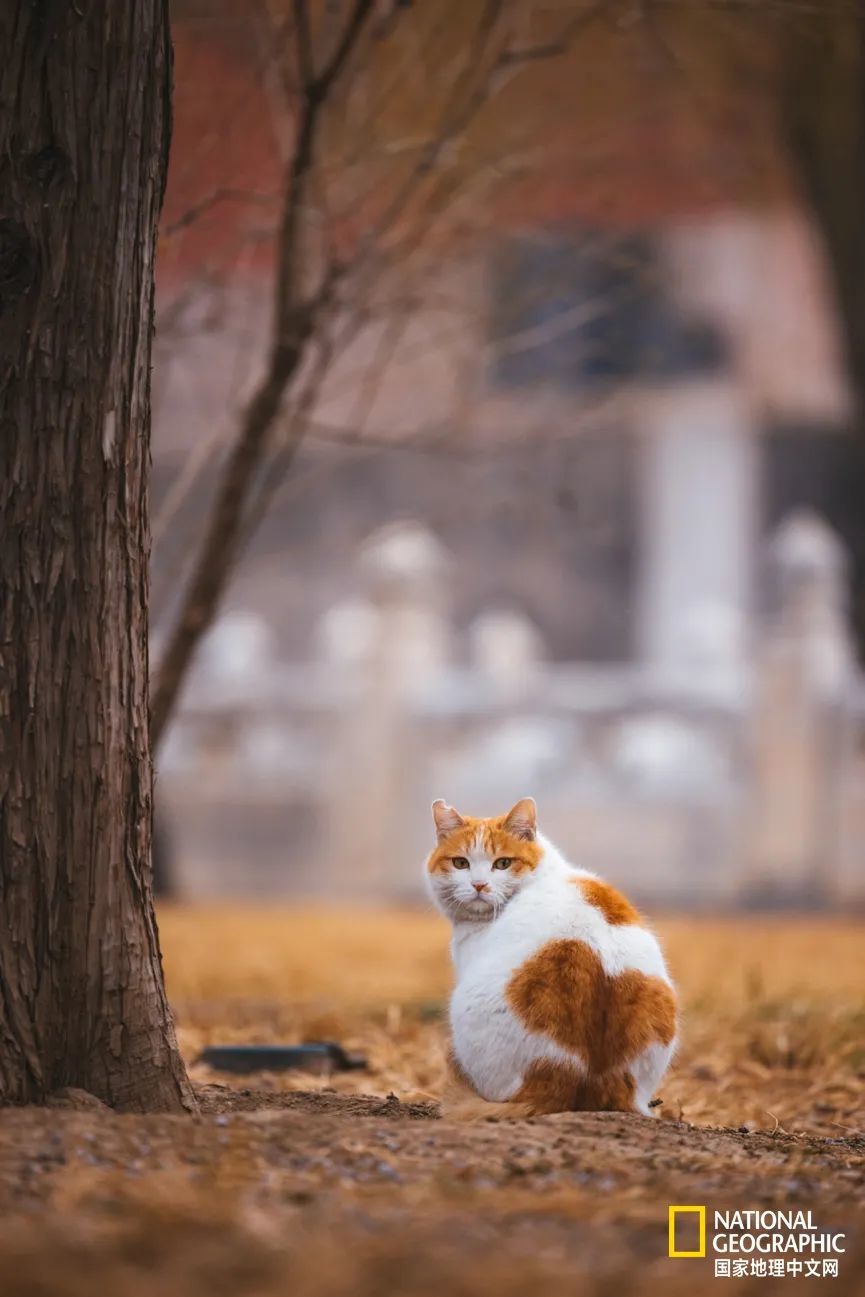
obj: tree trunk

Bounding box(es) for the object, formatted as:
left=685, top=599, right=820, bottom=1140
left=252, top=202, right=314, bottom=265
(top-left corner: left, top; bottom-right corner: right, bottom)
left=0, top=5, right=194, bottom=1111
left=778, top=2, right=865, bottom=655
left=780, top=2, right=865, bottom=423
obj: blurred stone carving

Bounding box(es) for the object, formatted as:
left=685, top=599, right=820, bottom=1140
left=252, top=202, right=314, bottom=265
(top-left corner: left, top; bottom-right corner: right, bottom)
left=469, top=610, right=544, bottom=694
left=196, top=612, right=276, bottom=690
left=158, top=513, right=864, bottom=910
left=765, top=510, right=854, bottom=696
left=611, top=714, right=730, bottom=796
left=749, top=513, right=859, bottom=906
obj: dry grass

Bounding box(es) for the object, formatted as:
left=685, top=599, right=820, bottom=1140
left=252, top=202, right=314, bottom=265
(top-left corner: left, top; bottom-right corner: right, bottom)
left=161, top=905, right=865, bottom=1135
left=0, top=905, right=862, bottom=1297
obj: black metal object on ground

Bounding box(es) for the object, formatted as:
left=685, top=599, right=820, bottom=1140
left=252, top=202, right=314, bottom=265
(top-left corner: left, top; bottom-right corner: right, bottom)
left=198, top=1042, right=367, bottom=1075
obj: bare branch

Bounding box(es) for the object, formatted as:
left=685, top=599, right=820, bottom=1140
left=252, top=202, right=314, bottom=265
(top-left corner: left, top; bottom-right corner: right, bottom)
left=292, top=0, right=315, bottom=86
left=498, top=2, right=607, bottom=67
left=314, top=0, right=377, bottom=98
left=150, top=0, right=377, bottom=747
left=151, top=0, right=606, bottom=745
left=162, top=188, right=278, bottom=238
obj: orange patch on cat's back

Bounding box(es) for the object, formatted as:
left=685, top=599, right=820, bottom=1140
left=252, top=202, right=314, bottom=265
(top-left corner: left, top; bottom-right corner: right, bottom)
left=574, top=877, right=641, bottom=926
left=506, top=939, right=676, bottom=1074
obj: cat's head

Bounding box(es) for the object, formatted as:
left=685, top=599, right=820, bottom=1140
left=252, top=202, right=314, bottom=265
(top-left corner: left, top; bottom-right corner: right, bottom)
left=425, top=797, right=542, bottom=922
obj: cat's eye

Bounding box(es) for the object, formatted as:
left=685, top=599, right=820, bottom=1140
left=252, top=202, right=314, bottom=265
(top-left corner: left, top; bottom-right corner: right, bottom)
left=492, top=857, right=513, bottom=870
left=450, top=856, right=470, bottom=870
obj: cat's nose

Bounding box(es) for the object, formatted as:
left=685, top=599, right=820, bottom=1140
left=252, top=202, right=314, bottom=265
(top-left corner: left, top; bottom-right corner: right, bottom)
left=472, top=881, right=489, bottom=894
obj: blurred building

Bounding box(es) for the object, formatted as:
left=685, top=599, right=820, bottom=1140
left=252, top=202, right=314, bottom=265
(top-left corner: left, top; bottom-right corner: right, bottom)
left=160, top=515, right=865, bottom=908
left=151, top=3, right=865, bottom=905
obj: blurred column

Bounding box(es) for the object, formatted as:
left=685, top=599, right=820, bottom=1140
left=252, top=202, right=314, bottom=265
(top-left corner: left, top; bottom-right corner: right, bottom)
left=469, top=608, right=544, bottom=699
left=748, top=512, right=856, bottom=904
left=637, top=380, right=757, bottom=700
left=319, top=522, right=452, bottom=898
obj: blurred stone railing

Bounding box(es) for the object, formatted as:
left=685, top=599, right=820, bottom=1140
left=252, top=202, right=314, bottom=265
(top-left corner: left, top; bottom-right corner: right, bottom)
left=158, top=515, right=865, bottom=908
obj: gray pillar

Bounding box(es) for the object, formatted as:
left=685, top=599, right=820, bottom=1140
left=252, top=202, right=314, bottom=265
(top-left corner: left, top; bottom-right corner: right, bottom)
left=638, top=381, right=757, bottom=699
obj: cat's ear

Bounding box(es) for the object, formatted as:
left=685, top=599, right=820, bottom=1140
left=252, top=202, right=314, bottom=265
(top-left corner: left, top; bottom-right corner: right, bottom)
left=432, top=799, right=465, bottom=841
left=504, top=797, right=537, bottom=841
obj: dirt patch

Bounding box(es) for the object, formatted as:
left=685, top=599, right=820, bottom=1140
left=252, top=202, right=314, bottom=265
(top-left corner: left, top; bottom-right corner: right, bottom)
left=0, top=1089, right=862, bottom=1295
left=187, top=1085, right=864, bottom=1208
left=166, top=910, right=865, bottom=1136
left=195, top=1084, right=438, bottom=1120
left=1, top=911, right=862, bottom=1294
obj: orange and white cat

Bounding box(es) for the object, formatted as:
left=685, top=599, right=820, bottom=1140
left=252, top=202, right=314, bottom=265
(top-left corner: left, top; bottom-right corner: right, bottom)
left=426, top=797, right=677, bottom=1117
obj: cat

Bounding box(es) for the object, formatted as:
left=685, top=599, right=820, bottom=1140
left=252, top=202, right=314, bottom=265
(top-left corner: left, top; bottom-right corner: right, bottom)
left=425, top=796, right=677, bottom=1118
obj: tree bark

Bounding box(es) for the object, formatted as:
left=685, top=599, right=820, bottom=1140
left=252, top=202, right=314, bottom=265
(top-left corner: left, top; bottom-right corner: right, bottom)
left=780, top=1, right=865, bottom=424
left=777, top=2, right=865, bottom=655
left=0, top=4, right=194, bottom=1111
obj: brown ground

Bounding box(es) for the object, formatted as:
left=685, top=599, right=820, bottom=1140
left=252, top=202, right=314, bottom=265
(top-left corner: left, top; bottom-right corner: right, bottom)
left=0, top=907, right=863, bottom=1295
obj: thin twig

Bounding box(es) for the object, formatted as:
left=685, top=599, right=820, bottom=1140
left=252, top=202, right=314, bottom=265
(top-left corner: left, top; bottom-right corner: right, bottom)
left=150, top=0, right=376, bottom=747
left=151, top=0, right=604, bottom=744
left=163, top=188, right=278, bottom=238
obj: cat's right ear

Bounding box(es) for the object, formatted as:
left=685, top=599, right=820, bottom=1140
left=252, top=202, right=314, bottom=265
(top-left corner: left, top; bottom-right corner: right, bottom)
left=432, top=799, right=465, bottom=841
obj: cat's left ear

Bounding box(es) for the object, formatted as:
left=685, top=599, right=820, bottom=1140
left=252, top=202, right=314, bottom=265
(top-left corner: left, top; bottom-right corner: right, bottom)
left=504, top=797, right=537, bottom=841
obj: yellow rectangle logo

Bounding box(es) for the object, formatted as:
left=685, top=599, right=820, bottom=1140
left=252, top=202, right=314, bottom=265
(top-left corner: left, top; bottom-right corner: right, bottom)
left=668, top=1205, right=706, bottom=1258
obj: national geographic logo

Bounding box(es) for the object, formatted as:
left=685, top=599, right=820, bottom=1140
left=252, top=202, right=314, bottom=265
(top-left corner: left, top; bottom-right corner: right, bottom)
left=668, top=1206, right=706, bottom=1258
left=668, top=1207, right=846, bottom=1278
